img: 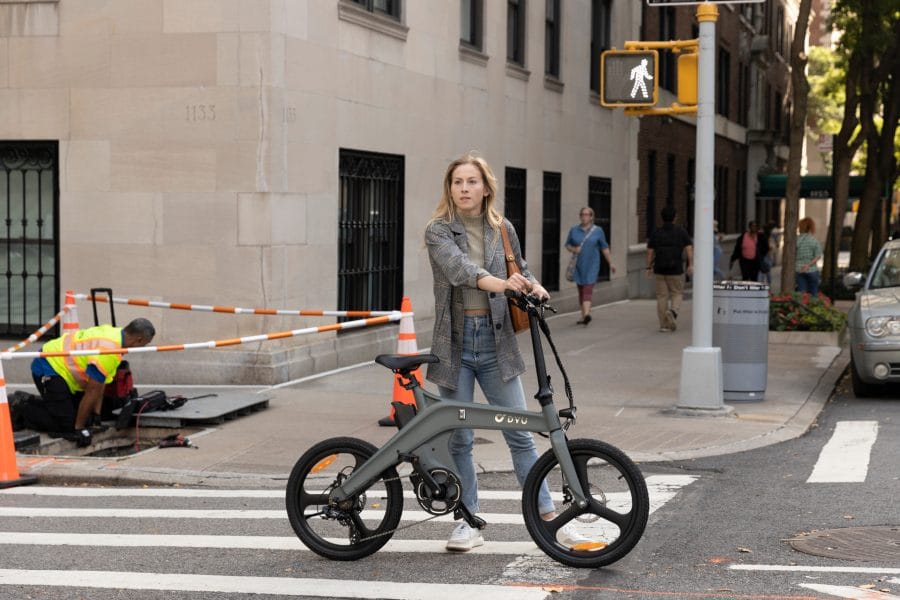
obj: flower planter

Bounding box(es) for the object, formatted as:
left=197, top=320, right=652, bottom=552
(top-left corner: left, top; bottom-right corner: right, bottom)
left=768, top=326, right=847, bottom=347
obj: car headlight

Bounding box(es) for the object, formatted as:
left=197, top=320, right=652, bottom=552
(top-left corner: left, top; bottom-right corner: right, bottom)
left=865, top=316, right=900, bottom=337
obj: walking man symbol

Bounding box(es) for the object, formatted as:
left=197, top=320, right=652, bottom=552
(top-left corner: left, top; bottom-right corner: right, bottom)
left=629, top=58, right=654, bottom=99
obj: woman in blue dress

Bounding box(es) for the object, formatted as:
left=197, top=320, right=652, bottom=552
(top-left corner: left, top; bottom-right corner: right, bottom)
left=565, top=207, right=616, bottom=324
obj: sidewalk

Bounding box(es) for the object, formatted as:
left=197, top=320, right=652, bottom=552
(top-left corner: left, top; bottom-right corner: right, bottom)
left=11, top=298, right=848, bottom=488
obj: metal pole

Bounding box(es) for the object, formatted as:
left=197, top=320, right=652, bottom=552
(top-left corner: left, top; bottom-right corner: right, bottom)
left=829, top=134, right=837, bottom=298
left=677, top=2, right=726, bottom=412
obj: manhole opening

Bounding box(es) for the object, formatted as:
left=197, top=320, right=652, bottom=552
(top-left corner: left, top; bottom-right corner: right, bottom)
left=18, top=426, right=203, bottom=458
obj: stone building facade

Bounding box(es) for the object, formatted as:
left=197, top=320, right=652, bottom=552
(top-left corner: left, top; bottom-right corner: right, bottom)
left=1, top=0, right=646, bottom=384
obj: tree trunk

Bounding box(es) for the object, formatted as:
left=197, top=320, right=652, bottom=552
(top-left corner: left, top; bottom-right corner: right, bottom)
left=780, top=0, right=813, bottom=295
left=847, top=5, right=900, bottom=270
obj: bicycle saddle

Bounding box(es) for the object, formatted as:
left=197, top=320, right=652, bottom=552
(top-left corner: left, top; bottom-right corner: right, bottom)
left=375, top=353, right=440, bottom=372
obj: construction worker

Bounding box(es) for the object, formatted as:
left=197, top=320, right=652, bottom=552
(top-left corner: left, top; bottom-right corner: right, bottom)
left=24, top=318, right=155, bottom=446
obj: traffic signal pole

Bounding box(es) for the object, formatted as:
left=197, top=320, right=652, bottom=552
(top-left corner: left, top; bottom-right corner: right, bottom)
left=676, top=3, right=726, bottom=412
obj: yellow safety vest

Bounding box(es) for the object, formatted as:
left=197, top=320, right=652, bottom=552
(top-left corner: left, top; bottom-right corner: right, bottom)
left=44, top=325, right=124, bottom=394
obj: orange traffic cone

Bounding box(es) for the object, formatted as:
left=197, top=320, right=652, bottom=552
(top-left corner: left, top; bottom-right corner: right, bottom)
left=62, top=289, right=79, bottom=332
left=378, top=297, right=421, bottom=427
left=0, top=361, right=38, bottom=488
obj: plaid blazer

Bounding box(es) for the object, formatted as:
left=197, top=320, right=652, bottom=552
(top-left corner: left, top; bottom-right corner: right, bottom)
left=424, top=216, right=534, bottom=390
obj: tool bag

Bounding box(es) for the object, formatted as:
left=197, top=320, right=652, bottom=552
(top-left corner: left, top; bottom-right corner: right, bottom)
left=115, top=390, right=187, bottom=429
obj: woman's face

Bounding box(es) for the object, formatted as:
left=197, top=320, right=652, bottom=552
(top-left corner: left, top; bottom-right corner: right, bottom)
left=450, top=163, right=486, bottom=217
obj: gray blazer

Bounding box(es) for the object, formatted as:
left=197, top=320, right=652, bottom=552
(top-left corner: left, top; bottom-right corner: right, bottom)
left=424, top=216, right=535, bottom=390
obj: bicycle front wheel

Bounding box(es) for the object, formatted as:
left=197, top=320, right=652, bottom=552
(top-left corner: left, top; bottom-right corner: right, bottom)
left=286, top=437, right=403, bottom=561
left=522, top=438, right=649, bottom=568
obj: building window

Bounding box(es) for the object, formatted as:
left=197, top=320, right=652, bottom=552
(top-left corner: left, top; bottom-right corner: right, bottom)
left=460, top=0, right=483, bottom=50
left=338, top=149, right=404, bottom=315
left=545, top=0, right=561, bottom=78
left=507, top=0, right=526, bottom=66
left=646, top=151, right=657, bottom=239
left=774, top=91, right=783, bottom=135
left=350, top=0, right=401, bottom=20
left=541, top=172, right=561, bottom=291
left=714, top=165, right=729, bottom=232
left=505, top=167, right=527, bottom=253
left=716, top=47, right=730, bottom=118
left=0, top=141, right=59, bottom=338
left=659, top=7, right=677, bottom=92
left=736, top=169, right=747, bottom=232
left=588, top=177, right=612, bottom=281
left=775, top=4, right=785, bottom=56
left=737, top=62, right=750, bottom=127
left=590, top=0, right=611, bottom=93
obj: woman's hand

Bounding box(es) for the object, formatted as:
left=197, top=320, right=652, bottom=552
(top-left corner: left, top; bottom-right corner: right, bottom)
left=529, top=283, right=550, bottom=301
left=504, top=273, right=532, bottom=295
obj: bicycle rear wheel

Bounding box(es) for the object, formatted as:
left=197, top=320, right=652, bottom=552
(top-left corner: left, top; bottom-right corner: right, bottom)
left=522, top=438, right=649, bottom=568
left=286, top=437, right=403, bottom=561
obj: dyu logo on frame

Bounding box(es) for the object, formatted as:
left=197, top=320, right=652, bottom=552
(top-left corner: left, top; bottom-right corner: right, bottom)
left=600, top=50, right=659, bottom=108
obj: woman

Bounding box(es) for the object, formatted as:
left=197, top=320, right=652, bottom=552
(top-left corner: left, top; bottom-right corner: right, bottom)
left=796, top=217, right=823, bottom=295
left=565, top=207, right=615, bottom=324
left=730, top=220, right=764, bottom=282
left=424, top=152, right=587, bottom=552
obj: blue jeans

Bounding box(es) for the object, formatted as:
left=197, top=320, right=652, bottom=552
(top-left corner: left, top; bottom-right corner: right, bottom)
left=796, top=271, right=820, bottom=295
left=438, top=315, right=555, bottom=516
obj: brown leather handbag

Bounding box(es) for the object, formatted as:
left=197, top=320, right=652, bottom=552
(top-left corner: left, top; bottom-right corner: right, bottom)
left=500, top=224, right=531, bottom=333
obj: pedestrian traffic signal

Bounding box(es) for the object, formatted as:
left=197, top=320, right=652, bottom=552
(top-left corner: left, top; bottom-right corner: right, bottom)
left=600, top=50, right=658, bottom=108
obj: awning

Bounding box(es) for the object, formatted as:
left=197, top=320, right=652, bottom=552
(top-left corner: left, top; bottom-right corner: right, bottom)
left=757, top=174, right=868, bottom=199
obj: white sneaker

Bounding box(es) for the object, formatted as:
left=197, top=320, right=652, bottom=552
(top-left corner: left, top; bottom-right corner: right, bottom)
left=557, top=522, right=606, bottom=550
left=446, top=522, right=484, bottom=552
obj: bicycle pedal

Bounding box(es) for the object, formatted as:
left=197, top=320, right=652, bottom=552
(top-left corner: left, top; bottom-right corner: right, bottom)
left=454, top=506, right=486, bottom=530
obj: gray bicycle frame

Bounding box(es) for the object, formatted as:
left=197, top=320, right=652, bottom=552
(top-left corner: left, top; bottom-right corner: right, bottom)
left=331, top=309, right=589, bottom=510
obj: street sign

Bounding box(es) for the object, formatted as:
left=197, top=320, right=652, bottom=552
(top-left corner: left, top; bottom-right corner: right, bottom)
left=647, top=1, right=763, bottom=5
left=600, top=50, right=658, bottom=107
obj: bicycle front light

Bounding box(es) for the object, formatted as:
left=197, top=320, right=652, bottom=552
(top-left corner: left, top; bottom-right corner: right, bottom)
left=865, top=315, right=900, bottom=337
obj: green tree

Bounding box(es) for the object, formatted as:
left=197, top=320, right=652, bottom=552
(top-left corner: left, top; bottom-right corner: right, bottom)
left=780, top=0, right=814, bottom=296
left=834, top=0, right=900, bottom=271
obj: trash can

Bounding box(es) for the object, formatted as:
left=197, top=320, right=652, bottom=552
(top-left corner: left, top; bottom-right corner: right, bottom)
left=713, top=281, right=769, bottom=401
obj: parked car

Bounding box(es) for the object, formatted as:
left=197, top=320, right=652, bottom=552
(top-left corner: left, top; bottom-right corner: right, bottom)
left=843, top=239, right=900, bottom=396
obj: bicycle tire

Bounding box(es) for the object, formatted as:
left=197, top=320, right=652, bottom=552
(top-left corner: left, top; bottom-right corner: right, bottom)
left=522, top=438, right=649, bottom=568
left=286, top=436, right=403, bottom=561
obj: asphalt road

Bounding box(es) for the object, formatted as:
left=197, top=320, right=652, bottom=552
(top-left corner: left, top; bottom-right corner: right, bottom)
left=0, top=372, right=897, bottom=600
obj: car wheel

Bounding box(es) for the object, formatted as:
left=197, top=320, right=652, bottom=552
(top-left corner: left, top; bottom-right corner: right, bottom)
left=850, top=356, right=879, bottom=398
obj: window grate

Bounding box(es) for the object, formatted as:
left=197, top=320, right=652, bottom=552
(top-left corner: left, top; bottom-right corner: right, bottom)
left=542, top=172, right=561, bottom=291
left=0, top=141, right=59, bottom=338
left=504, top=167, right=527, bottom=255
left=338, top=149, right=404, bottom=316
left=589, top=176, right=611, bottom=282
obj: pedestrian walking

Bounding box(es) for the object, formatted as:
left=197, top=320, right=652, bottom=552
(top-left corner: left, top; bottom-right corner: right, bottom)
left=424, top=151, right=588, bottom=552
left=565, top=207, right=616, bottom=325
left=646, top=206, right=693, bottom=332
left=796, top=217, right=823, bottom=295
left=713, top=220, right=724, bottom=281
left=730, top=220, right=765, bottom=282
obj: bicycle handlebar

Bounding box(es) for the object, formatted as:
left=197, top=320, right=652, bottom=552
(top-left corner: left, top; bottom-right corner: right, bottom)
left=503, top=290, right=557, bottom=314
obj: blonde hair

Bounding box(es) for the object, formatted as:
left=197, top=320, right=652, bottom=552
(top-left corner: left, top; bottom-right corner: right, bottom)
left=427, top=152, right=504, bottom=240
left=799, top=217, right=816, bottom=234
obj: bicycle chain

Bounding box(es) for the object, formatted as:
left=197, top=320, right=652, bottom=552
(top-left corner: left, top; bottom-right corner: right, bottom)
left=350, top=473, right=447, bottom=543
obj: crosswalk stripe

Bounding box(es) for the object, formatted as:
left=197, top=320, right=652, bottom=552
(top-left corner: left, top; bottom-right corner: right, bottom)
left=0, top=532, right=541, bottom=555
left=730, top=564, right=900, bottom=575
left=799, top=583, right=900, bottom=599
left=807, top=420, right=878, bottom=483
left=0, top=475, right=697, bottom=499
left=0, top=569, right=550, bottom=600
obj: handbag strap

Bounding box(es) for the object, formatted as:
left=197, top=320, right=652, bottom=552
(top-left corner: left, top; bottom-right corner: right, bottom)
left=500, top=222, right=515, bottom=263
left=579, top=224, right=597, bottom=248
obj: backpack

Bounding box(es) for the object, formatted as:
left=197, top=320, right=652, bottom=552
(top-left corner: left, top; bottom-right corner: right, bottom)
left=652, top=227, right=683, bottom=272
left=101, top=360, right=138, bottom=420
left=115, top=390, right=187, bottom=429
